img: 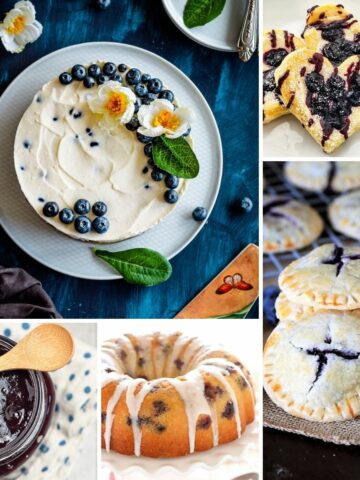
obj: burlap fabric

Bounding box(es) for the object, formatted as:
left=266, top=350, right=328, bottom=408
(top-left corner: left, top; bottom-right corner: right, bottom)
left=264, top=391, right=360, bottom=446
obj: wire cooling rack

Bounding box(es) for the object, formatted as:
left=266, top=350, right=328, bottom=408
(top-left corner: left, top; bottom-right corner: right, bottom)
left=263, top=162, right=360, bottom=287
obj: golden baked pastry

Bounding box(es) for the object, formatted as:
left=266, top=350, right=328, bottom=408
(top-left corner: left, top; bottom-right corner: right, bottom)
left=263, top=29, right=305, bottom=124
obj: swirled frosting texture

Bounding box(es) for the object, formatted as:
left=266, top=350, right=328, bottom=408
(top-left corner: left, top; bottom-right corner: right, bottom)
left=14, top=78, right=186, bottom=242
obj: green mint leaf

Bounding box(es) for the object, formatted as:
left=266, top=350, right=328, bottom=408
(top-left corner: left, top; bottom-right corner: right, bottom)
left=152, top=135, right=199, bottom=179
left=183, top=0, right=226, bottom=28
left=93, top=248, right=172, bottom=286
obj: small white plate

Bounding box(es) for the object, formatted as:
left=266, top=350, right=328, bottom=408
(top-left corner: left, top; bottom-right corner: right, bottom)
left=263, top=0, right=360, bottom=158
left=0, top=42, right=222, bottom=280
left=162, top=0, right=246, bottom=52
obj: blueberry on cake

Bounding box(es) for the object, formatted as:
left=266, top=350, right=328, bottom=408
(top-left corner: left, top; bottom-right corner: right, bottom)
left=14, top=62, right=196, bottom=242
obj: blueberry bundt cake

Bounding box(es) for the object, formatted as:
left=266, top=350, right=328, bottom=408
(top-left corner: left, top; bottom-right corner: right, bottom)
left=101, top=332, right=255, bottom=458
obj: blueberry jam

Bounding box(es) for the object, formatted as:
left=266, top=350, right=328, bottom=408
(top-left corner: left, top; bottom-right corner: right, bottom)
left=304, top=54, right=360, bottom=145
left=0, top=337, right=55, bottom=475
left=0, top=362, right=34, bottom=448
left=305, top=15, right=360, bottom=66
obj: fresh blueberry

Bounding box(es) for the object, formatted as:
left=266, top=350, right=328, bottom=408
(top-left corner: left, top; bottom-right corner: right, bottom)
left=74, top=216, right=91, bottom=234
left=183, top=127, right=191, bottom=137
left=83, top=76, right=95, bottom=88
left=103, top=62, right=117, bottom=77
left=142, top=166, right=149, bottom=174
left=43, top=202, right=59, bottom=217
left=59, top=72, right=73, bottom=85
left=71, top=64, right=86, bottom=81
left=92, top=216, right=109, bottom=233
left=74, top=199, right=90, bottom=215
left=147, top=78, right=163, bottom=94
left=165, top=174, right=179, bottom=189
left=159, top=90, right=174, bottom=102
left=164, top=189, right=178, bottom=204
left=141, top=93, right=157, bottom=105
left=144, top=143, right=153, bottom=157
left=141, top=73, right=151, bottom=83
left=97, top=74, right=110, bottom=85
left=126, top=117, right=140, bottom=131
left=88, top=64, right=101, bottom=78
left=241, top=197, right=253, bottom=213
left=137, top=132, right=153, bottom=144
left=151, top=168, right=164, bottom=181
left=147, top=158, right=155, bottom=168
left=96, top=0, right=111, bottom=10
left=118, top=63, right=127, bottom=73
left=135, top=83, right=148, bottom=97
left=112, top=74, right=122, bottom=83
left=263, top=286, right=280, bottom=327
left=59, top=208, right=75, bottom=224
left=92, top=201, right=107, bottom=217
left=126, top=68, right=142, bottom=85
left=192, top=207, right=208, bottom=221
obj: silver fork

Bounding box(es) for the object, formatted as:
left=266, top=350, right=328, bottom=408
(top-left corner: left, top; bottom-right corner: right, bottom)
left=237, top=0, right=258, bottom=62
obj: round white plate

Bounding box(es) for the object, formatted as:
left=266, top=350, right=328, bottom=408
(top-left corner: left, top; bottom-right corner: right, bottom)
left=0, top=42, right=222, bottom=280
left=162, top=0, right=246, bottom=52
left=263, top=0, right=360, bottom=158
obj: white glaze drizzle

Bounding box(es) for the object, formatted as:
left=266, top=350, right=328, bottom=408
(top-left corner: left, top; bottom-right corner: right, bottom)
left=102, top=333, right=254, bottom=456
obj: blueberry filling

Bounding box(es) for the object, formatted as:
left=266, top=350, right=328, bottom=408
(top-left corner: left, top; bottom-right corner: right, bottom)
left=264, top=48, right=288, bottom=68
left=153, top=401, right=168, bottom=417
left=263, top=69, right=276, bottom=93
left=304, top=55, right=360, bottom=145
left=322, top=244, right=360, bottom=276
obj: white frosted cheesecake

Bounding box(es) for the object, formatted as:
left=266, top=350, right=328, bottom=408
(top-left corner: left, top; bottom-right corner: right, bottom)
left=14, top=61, right=195, bottom=243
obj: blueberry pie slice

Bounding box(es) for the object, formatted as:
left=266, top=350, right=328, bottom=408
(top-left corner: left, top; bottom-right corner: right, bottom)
left=275, top=48, right=360, bottom=153
left=303, top=4, right=360, bottom=67
left=279, top=243, right=360, bottom=310
left=263, top=29, right=305, bottom=124
left=263, top=195, right=323, bottom=253
left=264, top=310, right=360, bottom=421
left=285, top=161, right=360, bottom=192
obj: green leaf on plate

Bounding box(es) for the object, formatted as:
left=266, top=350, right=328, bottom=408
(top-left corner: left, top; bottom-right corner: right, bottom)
left=93, top=248, right=172, bottom=286
left=183, top=0, right=226, bottom=28
left=152, top=135, right=199, bottom=179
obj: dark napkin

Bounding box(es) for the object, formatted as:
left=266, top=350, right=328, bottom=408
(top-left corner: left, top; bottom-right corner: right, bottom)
left=0, top=266, right=61, bottom=318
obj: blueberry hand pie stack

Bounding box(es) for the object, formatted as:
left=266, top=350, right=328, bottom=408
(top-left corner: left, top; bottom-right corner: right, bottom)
left=263, top=3, right=360, bottom=153
left=264, top=243, right=360, bottom=422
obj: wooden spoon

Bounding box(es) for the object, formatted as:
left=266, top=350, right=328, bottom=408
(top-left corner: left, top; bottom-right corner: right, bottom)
left=0, top=324, right=74, bottom=372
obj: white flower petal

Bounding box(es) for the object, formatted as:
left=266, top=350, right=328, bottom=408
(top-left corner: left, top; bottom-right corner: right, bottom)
left=16, top=22, right=41, bottom=44
left=15, top=1, right=36, bottom=23
left=165, top=124, right=189, bottom=139
left=120, top=104, right=135, bottom=124
left=1, top=32, right=24, bottom=52
left=138, top=125, right=166, bottom=138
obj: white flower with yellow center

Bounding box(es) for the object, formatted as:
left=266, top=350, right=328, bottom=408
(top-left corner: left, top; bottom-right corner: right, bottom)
left=0, top=1, right=43, bottom=54
left=87, top=82, right=136, bottom=130
left=137, top=99, right=195, bottom=139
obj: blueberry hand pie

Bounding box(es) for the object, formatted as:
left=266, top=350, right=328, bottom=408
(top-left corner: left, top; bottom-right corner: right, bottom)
left=329, top=190, right=360, bottom=240
left=263, top=196, right=323, bottom=253
left=264, top=310, right=360, bottom=422
left=285, top=161, right=360, bottom=193
left=279, top=243, right=360, bottom=310
left=263, top=29, right=305, bottom=124
left=275, top=48, right=360, bottom=153
left=303, top=4, right=360, bottom=67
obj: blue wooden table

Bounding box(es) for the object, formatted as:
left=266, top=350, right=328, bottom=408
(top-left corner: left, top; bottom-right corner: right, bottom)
left=0, top=0, right=258, bottom=318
